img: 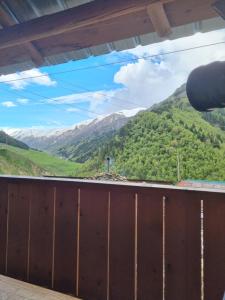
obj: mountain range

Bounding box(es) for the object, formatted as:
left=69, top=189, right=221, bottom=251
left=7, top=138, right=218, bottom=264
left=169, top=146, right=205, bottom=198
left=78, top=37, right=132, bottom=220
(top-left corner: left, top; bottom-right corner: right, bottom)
left=2, top=84, right=225, bottom=182
left=5, top=108, right=144, bottom=162
left=75, top=84, right=225, bottom=181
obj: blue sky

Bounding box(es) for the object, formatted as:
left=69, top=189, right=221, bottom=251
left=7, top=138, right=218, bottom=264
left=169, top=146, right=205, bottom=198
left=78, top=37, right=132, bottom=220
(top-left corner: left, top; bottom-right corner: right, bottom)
left=1, top=28, right=225, bottom=129
left=0, top=53, right=127, bottom=127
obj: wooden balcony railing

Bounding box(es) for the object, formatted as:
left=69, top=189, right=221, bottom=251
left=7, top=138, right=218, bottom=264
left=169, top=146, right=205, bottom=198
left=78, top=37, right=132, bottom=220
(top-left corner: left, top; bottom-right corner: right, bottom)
left=0, top=175, right=224, bottom=300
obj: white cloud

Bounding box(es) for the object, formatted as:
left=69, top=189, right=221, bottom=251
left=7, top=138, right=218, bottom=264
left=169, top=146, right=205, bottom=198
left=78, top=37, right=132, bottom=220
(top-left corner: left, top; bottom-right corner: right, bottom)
left=48, top=90, right=116, bottom=111
left=49, top=29, right=225, bottom=115
left=125, top=28, right=225, bottom=59
left=0, top=68, right=56, bottom=90
left=6, top=28, right=223, bottom=120
left=49, top=91, right=108, bottom=105
left=118, top=107, right=146, bottom=117
left=1, top=101, right=16, bottom=107
left=112, top=29, right=225, bottom=107
left=48, top=93, right=88, bottom=105
left=17, top=98, right=29, bottom=105
left=66, top=107, right=80, bottom=112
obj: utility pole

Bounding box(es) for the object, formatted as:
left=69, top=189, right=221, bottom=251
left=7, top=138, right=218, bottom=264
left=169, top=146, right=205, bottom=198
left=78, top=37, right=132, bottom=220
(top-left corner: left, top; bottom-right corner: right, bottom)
left=177, top=153, right=181, bottom=182
left=106, top=157, right=110, bottom=173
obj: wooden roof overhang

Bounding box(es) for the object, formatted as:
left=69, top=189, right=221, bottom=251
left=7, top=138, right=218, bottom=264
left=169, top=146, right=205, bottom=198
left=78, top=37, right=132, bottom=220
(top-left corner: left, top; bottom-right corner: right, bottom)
left=0, top=0, right=223, bottom=75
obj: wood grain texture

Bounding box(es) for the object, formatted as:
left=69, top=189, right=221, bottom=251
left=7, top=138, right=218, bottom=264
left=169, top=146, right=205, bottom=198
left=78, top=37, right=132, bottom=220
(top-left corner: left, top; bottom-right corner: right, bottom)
left=54, top=184, right=78, bottom=295
left=0, top=0, right=217, bottom=72
left=165, top=190, right=201, bottom=300
left=79, top=187, right=108, bottom=300
left=7, top=183, right=31, bottom=281
left=0, top=180, right=8, bottom=274
left=147, top=2, right=171, bottom=37
left=0, top=0, right=155, bottom=50
left=0, top=5, right=43, bottom=66
left=109, top=189, right=135, bottom=300
left=137, top=189, right=163, bottom=300
left=204, top=192, right=225, bottom=300
left=29, top=183, right=54, bottom=288
left=0, top=176, right=224, bottom=300
left=0, top=0, right=216, bottom=49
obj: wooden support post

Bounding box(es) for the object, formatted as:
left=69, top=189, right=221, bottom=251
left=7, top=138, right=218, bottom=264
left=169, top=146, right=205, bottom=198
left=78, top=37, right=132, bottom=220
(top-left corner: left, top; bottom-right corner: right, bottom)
left=147, top=1, right=172, bottom=37
left=0, top=4, right=44, bottom=66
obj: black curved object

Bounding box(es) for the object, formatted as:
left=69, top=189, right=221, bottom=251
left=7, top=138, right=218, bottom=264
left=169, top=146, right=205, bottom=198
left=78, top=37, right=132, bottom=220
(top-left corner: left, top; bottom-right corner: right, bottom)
left=186, top=61, right=225, bottom=111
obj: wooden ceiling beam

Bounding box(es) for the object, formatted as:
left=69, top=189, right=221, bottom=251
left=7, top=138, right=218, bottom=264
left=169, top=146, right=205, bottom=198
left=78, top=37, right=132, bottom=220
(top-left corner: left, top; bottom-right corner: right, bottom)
left=0, top=0, right=218, bottom=73
left=23, top=42, right=44, bottom=66
left=0, top=0, right=157, bottom=50
left=147, top=1, right=172, bottom=37
left=0, top=0, right=217, bottom=52
left=0, top=3, right=43, bottom=66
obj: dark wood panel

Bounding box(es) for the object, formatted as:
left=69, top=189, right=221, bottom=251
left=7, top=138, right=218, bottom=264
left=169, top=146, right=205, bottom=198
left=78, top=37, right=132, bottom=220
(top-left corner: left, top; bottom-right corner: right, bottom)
left=29, top=183, right=54, bottom=288
left=54, top=184, right=78, bottom=294
left=37, top=0, right=216, bottom=57
left=166, top=0, right=216, bottom=27
left=79, top=187, right=108, bottom=300
left=0, top=46, right=28, bottom=69
left=109, top=189, right=135, bottom=300
left=0, top=0, right=154, bottom=50
left=0, top=0, right=217, bottom=72
left=137, top=189, right=163, bottom=300
left=165, top=190, right=201, bottom=300
left=204, top=192, right=225, bottom=300
left=37, top=12, right=152, bottom=56
left=7, top=183, right=31, bottom=281
left=0, top=181, right=8, bottom=274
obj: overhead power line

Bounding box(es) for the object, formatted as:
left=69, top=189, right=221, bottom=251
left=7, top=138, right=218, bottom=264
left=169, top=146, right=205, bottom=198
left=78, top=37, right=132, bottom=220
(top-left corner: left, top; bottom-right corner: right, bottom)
left=0, top=85, right=103, bottom=117
left=0, top=41, right=224, bottom=85
left=0, top=85, right=146, bottom=130
left=52, top=76, right=139, bottom=109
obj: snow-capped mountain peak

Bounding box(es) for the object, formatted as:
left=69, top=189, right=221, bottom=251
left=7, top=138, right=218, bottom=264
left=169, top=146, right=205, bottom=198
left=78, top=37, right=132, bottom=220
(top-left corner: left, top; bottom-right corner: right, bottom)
left=2, top=107, right=145, bottom=154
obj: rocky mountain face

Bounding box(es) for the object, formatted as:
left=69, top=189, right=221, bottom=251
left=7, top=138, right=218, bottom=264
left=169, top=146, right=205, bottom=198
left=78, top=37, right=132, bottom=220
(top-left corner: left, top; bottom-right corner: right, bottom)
left=6, top=108, right=144, bottom=162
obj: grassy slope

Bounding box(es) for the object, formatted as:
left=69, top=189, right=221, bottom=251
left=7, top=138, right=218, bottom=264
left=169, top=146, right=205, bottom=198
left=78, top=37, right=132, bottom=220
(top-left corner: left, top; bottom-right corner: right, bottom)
left=0, top=143, right=81, bottom=177
left=0, top=130, right=29, bottom=150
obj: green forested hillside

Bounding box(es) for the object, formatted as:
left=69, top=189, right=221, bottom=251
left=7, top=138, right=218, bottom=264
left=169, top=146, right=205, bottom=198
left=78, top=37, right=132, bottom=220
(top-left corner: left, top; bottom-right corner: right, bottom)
left=3, top=85, right=225, bottom=182
left=57, top=131, right=116, bottom=163
left=202, top=109, right=225, bottom=130
left=79, top=96, right=225, bottom=182
left=0, top=144, right=81, bottom=176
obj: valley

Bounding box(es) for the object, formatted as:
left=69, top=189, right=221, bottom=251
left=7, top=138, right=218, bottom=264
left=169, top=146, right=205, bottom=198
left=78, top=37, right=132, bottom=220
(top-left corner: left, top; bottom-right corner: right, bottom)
left=2, top=84, right=225, bottom=183
left=0, top=143, right=81, bottom=177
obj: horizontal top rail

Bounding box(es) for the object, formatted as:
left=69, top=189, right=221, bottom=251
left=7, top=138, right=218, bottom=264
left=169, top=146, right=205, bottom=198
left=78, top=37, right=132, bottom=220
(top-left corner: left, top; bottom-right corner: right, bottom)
left=0, top=174, right=225, bottom=194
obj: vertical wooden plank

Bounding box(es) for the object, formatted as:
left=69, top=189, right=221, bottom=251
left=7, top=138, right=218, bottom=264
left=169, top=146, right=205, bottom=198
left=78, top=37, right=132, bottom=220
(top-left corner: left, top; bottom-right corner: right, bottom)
left=79, top=187, right=108, bottom=300
left=54, top=184, right=78, bottom=295
left=165, top=190, right=201, bottom=300
left=109, top=188, right=135, bottom=300
left=137, top=189, right=163, bottom=300
left=7, top=182, right=31, bottom=281
left=204, top=192, right=225, bottom=300
left=29, top=183, right=54, bottom=288
left=0, top=180, right=8, bottom=274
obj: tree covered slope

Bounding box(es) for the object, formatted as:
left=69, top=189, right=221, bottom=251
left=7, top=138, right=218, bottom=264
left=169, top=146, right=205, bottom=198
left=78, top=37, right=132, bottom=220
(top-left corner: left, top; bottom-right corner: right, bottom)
left=81, top=94, right=225, bottom=182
